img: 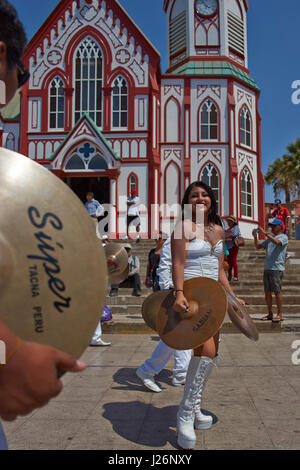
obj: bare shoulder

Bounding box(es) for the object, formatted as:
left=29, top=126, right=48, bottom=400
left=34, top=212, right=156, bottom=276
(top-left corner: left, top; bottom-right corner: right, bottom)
left=214, top=224, right=225, bottom=237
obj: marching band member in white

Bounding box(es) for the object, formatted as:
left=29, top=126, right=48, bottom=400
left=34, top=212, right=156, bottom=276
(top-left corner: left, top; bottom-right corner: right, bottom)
left=136, top=238, right=192, bottom=392
left=172, top=181, right=245, bottom=450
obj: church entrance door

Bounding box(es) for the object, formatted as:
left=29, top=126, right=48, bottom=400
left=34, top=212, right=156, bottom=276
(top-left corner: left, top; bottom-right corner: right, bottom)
left=65, top=176, right=110, bottom=206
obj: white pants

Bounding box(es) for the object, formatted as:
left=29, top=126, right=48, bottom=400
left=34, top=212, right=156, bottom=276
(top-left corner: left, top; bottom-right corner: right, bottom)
left=139, top=340, right=192, bottom=380
left=92, top=321, right=103, bottom=342
left=0, top=422, right=8, bottom=450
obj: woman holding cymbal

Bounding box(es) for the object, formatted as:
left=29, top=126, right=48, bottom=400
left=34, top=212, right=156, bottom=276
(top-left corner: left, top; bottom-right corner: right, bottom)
left=171, top=181, right=245, bottom=450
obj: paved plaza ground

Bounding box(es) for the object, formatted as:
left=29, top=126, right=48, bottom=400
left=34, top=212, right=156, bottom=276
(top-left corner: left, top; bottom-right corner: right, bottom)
left=3, top=332, right=300, bottom=451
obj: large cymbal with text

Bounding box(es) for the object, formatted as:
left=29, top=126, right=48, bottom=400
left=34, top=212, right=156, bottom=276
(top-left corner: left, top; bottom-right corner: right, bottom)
left=0, top=148, right=107, bottom=360
left=156, top=277, right=228, bottom=350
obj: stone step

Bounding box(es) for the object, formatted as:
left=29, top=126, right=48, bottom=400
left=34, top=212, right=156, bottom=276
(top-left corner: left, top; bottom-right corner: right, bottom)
left=106, top=288, right=300, bottom=304
left=103, top=239, right=300, bottom=334
left=102, top=313, right=300, bottom=334
left=107, top=304, right=300, bottom=315
left=106, top=282, right=300, bottom=305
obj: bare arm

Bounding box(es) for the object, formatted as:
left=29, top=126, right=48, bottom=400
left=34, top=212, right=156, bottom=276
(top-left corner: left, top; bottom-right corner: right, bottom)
left=259, top=226, right=283, bottom=246
left=0, top=319, right=85, bottom=421
left=253, top=228, right=265, bottom=250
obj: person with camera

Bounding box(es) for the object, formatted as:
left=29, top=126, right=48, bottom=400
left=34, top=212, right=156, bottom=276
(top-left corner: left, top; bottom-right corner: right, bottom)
left=253, top=219, right=288, bottom=323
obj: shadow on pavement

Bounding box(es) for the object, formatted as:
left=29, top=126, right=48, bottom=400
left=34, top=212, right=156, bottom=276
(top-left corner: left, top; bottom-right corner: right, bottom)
left=102, top=400, right=178, bottom=448
left=111, top=367, right=172, bottom=392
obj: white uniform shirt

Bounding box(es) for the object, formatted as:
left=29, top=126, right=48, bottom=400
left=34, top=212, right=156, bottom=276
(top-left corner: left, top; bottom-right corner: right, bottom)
left=127, top=197, right=140, bottom=217
left=96, top=204, right=105, bottom=217
left=156, top=238, right=173, bottom=290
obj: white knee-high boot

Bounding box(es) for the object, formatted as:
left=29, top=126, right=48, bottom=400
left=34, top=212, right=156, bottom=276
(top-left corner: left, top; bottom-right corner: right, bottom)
left=194, top=356, right=216, bottom=430
left=176, top=356, right=214, bottom=450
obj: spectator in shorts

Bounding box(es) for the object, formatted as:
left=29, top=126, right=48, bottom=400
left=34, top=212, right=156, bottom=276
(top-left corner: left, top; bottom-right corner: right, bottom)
left=125, top=189, right=141, bottom=242
left=253, top=219, right=288, bottom=323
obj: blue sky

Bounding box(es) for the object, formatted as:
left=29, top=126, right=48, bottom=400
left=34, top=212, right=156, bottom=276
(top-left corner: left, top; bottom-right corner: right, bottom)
left=10, top=0, right=300, bottom=203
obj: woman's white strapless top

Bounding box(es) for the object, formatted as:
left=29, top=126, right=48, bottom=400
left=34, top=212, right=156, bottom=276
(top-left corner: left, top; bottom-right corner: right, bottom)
left=184, top=238, right=223, bottom=282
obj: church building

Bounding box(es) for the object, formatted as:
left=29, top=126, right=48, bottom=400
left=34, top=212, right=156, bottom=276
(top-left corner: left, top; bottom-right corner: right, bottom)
left=0, top=0, right=265, bottom=238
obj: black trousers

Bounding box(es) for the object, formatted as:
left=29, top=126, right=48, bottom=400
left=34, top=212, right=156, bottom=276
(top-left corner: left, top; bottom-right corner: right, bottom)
left=111, top=273, right=141, bottom=293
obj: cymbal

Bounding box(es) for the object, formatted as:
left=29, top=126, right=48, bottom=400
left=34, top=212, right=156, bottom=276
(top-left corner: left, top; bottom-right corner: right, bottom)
left=142, top=289, right=171, bottom=331
left=104, top=242, right=129, bottom=284
left=0, top=148, right=108, bottom=360
left=157, top=277, right=227, bottom=350
left=226, top=291, right=259, bottom=341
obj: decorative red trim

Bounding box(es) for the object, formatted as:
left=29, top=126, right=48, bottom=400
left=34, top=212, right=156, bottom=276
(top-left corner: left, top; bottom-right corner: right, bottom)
left=23, top=0, right=160, bottom=63
left=256, top=100, right=265, bottom=229
left=59, top=169, right=119, bottom=178
left=59, top=137, right=116, bottom=169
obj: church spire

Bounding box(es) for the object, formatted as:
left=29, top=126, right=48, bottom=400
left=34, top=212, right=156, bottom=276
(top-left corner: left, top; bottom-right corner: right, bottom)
left=165, top=0, right=249, bottom=72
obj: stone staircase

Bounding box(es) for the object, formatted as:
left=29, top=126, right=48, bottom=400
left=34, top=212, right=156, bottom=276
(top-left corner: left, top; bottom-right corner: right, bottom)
left=102, top=239, right=300, bottom=335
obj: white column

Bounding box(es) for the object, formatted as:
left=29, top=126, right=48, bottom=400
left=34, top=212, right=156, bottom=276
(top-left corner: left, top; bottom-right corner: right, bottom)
left=109, top=178, right=117, bottom=236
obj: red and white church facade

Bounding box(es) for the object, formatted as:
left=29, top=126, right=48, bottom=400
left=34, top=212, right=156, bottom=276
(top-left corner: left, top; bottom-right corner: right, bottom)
left=0, top=0, right=265, bottom=238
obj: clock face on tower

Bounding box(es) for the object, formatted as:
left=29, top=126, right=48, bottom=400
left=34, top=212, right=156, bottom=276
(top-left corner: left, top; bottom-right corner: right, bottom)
left=195, top=0, right=218, bottom=17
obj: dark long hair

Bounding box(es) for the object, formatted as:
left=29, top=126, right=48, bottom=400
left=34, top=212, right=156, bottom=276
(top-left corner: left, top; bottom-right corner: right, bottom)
left=181, top=181, right=222, bottom=227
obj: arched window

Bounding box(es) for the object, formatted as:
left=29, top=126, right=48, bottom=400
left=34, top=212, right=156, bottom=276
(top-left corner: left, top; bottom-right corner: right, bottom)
left=240, top=106, right=251, bottom=147
left=241, top=168, right=253, bottom=218
left=49, top=76, right=65, bottom=129
left=200, top=99, right=219, bottom=140
left=65, top=154, right=85, bottom=170
left=74, top=37, right=103, bottom=127
left=165, top=162, right=180, bottom=205
left=6, top=133, right=15, bottom=151
left=165, top=97, right=180, bottom=142
left=199, top=162, right=220, bottom=209
left=88, top=154, right=108, bottom=170
left=112, top=75, right=128, bottom=128
left=128, top=173, right=138, bottom=195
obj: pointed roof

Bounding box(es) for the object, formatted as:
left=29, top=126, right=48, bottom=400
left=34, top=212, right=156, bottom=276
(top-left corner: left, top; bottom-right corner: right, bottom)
left=23, top=0, right=160, bottom=62
left=48, top=114, right=120, bottom=168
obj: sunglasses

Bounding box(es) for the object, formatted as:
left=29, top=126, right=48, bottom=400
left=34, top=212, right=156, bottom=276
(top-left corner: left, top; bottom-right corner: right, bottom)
left=15, top=57, right=30, bottom=88
left=9, top=52, right=30, bottom=88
